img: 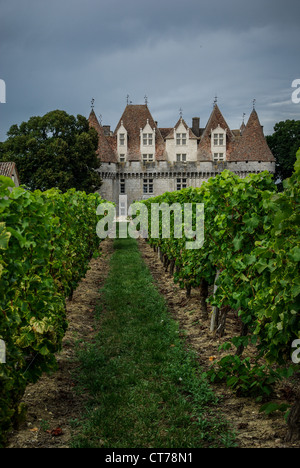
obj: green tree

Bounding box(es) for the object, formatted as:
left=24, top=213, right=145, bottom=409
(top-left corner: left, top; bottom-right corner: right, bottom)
left=266, top=119, right=300, bottom=186
left=0, top=110, right=101, bottom=193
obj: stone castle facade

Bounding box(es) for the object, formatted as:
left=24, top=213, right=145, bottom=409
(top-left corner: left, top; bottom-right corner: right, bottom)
left=88, top=102, right=275, bottom=210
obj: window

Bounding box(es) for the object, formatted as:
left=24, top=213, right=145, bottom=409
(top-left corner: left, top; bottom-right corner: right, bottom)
left=142, top=154, right=154, bottom=162
left=119, top=133, right=125, bottom=146
left=176, top=133, right=187, bottom=145
left=142, top=133, right=153, bottom=146
left=143, top=178, right=154, bottom=194
left=176, top=178, right=187, bottom=191
left=120, top=200, right=127, bottom=217
left=120, top=178, right=125, bottom=194
left=213, top=133, right=224, bottom=146
left=213, top=153, right=225, bottom=161
left=211, top=128, right=226, bottom=160
left=176, top=154, right=187, bottom=162
left=120, top=154, right=126, bottom=162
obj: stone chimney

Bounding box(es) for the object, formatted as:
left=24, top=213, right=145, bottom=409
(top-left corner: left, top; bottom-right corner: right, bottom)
left=103, top=125, right=111, bottom=136
left=192, top=117, right=200, bottom=137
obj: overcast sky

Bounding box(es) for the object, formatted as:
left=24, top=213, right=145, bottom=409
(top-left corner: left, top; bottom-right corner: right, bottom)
left=0, top=0, right=299, bottom=141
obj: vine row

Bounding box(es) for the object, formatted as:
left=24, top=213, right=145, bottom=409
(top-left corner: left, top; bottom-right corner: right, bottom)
left=0, top=177, right=107, bottom=446
left=141, top=152, right=300, bottom=402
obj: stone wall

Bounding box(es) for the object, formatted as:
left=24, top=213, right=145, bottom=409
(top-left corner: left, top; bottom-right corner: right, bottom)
left=97, top=159, right=276, bottom=210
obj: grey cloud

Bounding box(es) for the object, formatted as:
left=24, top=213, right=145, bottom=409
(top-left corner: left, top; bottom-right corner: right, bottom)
left=0, top=0, right=299, bottom=140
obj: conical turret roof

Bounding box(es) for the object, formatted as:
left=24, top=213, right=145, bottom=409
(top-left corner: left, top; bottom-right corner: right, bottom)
left=229, top=109, right=275, bottom=162
left=88, top=110, right=118, bottom=163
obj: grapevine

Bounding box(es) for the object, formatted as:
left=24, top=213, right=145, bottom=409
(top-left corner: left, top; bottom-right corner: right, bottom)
left=142, top=152, right=300, bottom=400
left=0, top=177, right=108, bottom=446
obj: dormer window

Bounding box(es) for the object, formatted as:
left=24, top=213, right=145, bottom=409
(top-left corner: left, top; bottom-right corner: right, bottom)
left=143, top=154, right=154, bottom=162
left=140, top=120, right=156, bottom=158
left=211, top=125, right=226, bottom=160
left=117, top=121, right=128, bottom=158
left=143, top=133, right=153, bottom=146
left=176, top=154, right=187, bottom=162
left=119, top=133, right=125, bottom=146
left=213, top=153, right=225, bottom=161
left=176, top=133, right=187, bottom=145
left=213, top=133, right=224, bottom=146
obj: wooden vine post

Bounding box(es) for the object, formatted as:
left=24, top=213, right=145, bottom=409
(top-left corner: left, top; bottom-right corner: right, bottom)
left=210, top=270, right=220, bottom=333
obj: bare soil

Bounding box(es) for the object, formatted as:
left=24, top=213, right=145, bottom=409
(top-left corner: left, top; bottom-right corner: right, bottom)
left=6, top=237, right=300, bottom=448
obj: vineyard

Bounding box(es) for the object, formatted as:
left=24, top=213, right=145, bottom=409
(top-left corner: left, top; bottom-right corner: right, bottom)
left=0, top=152, right=299, bottom=447
left=0, top=177, right=107, bottom=447
left=141, top=151, right=300, bottom=436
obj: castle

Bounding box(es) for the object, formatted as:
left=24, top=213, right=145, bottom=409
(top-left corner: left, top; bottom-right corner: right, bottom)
left=88, top=102, right=275, bottom=210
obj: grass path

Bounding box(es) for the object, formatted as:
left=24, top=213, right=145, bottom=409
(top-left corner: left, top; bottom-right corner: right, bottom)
left=71, top=237, right=236, bottom=448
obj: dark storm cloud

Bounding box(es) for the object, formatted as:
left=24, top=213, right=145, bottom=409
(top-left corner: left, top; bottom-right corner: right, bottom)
left=0, top=0, right=299, bottom=140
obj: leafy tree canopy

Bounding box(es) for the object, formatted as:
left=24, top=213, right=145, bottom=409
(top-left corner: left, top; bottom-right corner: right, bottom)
left=266, top=119, right=300, bottom=185
left=0, top=110, right=101, bottom=193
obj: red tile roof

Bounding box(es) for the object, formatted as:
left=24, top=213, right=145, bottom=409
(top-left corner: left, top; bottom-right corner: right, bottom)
left=197, top=104, right=236, bottom=161
left=114, top=105, right=166, bottom=161
left=164, top=117, right=198, bottom=140
left=88, top=110, right=118, bottom=163
left=229, top=110, right=275, bottom=162
left=159, top=128, right=173, bottom=139
left=89, top=104, right=275, bottom=164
